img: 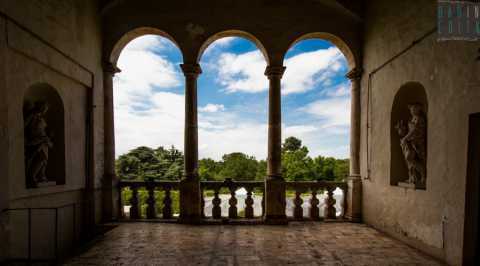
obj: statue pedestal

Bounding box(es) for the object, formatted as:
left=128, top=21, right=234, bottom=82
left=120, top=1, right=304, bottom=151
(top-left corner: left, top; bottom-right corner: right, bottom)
left=37, top=181, right=57, bottom=188
left=398, top=182, right=415, bottom=189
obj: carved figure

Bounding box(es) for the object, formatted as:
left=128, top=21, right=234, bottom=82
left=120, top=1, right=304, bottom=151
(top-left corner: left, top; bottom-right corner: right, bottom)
left=24, top=101, right=53, bottom=186
left=395, top=103, right=426, bottom=187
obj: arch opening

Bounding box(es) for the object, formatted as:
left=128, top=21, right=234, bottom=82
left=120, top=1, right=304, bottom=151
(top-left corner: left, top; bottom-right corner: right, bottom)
left=282, top=38, right=351, bottom=218
left=284, top=32, right=356, bottom=71
left=197, top=30, right=269, bottom=64
left=109, top=27, right=183, bottom=67
left=197, top=36, right=268, bottom=218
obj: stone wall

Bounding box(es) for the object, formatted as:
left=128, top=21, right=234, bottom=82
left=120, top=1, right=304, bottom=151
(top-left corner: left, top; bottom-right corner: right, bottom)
left=360, top=0, right=480, bottom=265
left=0, top=0, right=104, bottom=261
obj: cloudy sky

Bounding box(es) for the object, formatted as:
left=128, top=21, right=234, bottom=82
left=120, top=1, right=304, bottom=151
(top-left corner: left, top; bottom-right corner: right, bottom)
left=114, top=36, right=350, bottom=160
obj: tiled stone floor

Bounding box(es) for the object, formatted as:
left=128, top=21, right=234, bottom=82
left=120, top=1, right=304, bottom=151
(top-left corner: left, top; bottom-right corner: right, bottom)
left=65, top=222, right=443, bottom=266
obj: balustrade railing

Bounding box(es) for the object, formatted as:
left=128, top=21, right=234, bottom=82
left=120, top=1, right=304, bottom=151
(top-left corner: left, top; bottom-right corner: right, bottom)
left=119, top=180, right=180, bottom=220
left=119, top=179, right=347, bottom=222
left=285, top=181, right=347, bottom=221
left=201, top=178, right=264, bottom=220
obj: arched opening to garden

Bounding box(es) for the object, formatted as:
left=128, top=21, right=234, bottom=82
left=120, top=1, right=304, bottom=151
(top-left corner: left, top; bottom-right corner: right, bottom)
left=196, top=32, right=269, bottom=218
left=112, top=30, right=185, bottom=218
left=281, top=35, right=353, bottom=219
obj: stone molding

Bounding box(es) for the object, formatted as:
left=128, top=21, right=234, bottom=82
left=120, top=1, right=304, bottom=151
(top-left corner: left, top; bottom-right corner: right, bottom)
left=180, top=63, right=202, bottom=77
left=264, top=66, right=286, bottom=79
left=346, top=67, right=363, bottom=81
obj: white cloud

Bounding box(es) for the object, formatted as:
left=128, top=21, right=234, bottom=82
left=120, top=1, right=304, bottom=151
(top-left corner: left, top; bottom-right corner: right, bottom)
left=114, top=36, right=182, bottom=113
left=284, top=123, right=350, bottom=159
left=325, top=82, right=351, bottom=97
left=123, top=35, right=168, bottom=52
left=114, top=36, right=184, bottom=157
left=283, top=47, right=345, bottom=95
left=205, top=37, right=236, bottom=51
left=199, top=103, right=225, bottom=113
left=300, top=97, right=351, bottom=127
left=209, top=46, right=346, bottom=95
left=114, top=91, right=185, bottom=156
left=214, top=50, right=268, bottom=93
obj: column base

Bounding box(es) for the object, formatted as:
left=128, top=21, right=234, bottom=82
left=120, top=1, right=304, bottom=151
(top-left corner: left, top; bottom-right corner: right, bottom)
left=263, top=177, right=287, bottom=225
left=179, top=178, right=202, bottom=224
left=345, top=175, right=362, bottom=223
left=102, top=173, right=119, bottom=222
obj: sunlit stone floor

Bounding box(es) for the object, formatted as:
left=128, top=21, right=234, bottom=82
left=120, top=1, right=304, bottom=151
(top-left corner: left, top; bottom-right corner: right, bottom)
left=65, top=222, right=442, bottom=266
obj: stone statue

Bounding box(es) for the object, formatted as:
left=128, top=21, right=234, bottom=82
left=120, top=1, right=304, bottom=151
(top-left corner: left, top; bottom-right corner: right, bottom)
left=24, top=101, right=53, bottom=187
left=395, top=103, right=426, bottom=187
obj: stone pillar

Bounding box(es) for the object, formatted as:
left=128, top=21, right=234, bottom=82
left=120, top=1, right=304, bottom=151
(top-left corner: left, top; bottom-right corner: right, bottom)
left=345, top=67, right=363, bottom=222
left=102, top=62, right=121, bottom=222
left=264, top=65, right=287, bottom=224
left=179, top=63, right=202, bottom=223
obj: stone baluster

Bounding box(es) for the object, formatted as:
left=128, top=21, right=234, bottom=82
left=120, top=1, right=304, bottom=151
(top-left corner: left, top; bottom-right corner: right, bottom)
left=228, top=184, right=238, bottom=219
left=146, top=183, right=156, bottom=219
left=309, top=189, right=320, bottom=220
left=119, top=187, right=125, bottom=219
left=324, top=187, right=337, bottom=219
left=245, top=187, right=254, bottom=219
left=163, top=186, right=173, bottom=219
left=200, top=187, right=205, bottom=218
left=130, top=186, right=140, bottom=219
left=261, top=192, right=265, bottom=217
left=293, top=190, right=304, bottom=220
left=212, top=187, right=222, bottom=219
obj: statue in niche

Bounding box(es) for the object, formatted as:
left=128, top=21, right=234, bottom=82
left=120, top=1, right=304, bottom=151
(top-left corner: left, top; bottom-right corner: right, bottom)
left=395, top=103, right=426, bottom=187
left=24, top=101, right=53, bottom=187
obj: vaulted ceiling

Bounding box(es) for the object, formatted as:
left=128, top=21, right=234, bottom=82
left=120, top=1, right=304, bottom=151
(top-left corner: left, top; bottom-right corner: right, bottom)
left=99, top=0, right=364, bottom=19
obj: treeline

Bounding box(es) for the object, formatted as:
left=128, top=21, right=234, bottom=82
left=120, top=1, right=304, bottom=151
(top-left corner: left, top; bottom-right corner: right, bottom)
left=116, top=137, right=349, bottom=182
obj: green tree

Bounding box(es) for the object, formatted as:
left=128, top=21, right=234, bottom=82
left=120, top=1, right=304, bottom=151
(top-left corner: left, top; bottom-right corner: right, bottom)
left=255, top=160, right=267, bottom=180
left=218, top=152, right=258, bottom=181
left=282, top=136, right=302, bottom=152
left=199, top=158, right=221, bottom=181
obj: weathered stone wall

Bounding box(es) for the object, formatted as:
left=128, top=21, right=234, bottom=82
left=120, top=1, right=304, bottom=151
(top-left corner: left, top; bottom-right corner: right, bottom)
left=0, top=0, right=104, bottom=261
left=361, top=1, right=480, bottom=265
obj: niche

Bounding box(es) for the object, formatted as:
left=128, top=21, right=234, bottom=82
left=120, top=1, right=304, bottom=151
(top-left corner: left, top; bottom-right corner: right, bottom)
left=23, top=83, right=65, bottom=188
left=390, top=82, right=428, bottom=190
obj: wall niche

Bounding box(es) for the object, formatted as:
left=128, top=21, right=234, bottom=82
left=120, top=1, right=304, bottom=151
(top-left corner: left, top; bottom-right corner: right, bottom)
left=23, top=83, right=65, bottom=188
left=390, top=82, right=428, bottom=190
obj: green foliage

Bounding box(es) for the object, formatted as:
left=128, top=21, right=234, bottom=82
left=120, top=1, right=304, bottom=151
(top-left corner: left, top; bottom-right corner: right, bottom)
left=282, top=136, right=303, bottom=152
left=116, top=138, right=349, bottom=182
left=218, top=153, right=258, bottom=181
left=116, top=145, right=184, bottom=181
left=281, top=136, right=349, bottom=182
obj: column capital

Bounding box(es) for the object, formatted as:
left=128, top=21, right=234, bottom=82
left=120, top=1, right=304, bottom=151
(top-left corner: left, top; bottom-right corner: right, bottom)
left=346, top=67, right=363, bottom=81
left=264, top=65, right=286, bottom=79
left=181, top=63, right=202, bottom=77
left=103, top=62, right=121, bottom=75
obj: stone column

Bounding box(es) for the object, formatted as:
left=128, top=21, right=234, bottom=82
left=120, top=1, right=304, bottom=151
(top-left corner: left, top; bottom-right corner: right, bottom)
left=345, top=67, right=363, bottom=222
left=102, top=62, right=121, bottom=222
left=179, top=63, right=202, bottom=223
left=264, top=65, right=287, bottom=224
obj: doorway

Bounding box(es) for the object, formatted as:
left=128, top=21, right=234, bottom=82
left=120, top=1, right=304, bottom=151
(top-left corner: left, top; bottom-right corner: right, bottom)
left=463, top=113, right=480, bottom=265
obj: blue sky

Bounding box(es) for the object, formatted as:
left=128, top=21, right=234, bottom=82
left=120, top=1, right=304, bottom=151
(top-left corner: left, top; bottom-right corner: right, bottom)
left=113, top=35, right=350, bottom=160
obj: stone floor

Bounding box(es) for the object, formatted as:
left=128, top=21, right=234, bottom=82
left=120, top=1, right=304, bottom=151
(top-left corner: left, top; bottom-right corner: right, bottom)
left=65, top=222, right=443, bottom=266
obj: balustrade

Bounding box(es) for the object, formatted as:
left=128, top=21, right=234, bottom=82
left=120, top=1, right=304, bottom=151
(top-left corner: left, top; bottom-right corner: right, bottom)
left=118, top=181, right=180, bottom=220
left=201, top=179, right=264, bottom=220
left=118, top=179, right=346, bottom=222
left=286, top=181, right=347, bottom=221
